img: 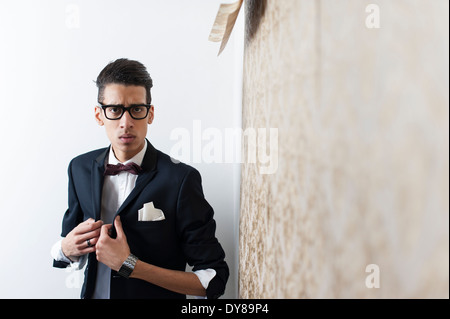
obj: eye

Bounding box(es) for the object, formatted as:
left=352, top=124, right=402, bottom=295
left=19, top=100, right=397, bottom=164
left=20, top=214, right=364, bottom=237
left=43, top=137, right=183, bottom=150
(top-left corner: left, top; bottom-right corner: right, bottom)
left=132, top=106, right=144, bottom=113
left=108, top=107, right=121, bottom=114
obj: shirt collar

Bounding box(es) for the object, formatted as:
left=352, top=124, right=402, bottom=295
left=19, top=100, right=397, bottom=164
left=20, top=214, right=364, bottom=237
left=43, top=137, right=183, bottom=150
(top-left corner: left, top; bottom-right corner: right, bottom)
left=108, top=141, right=148, bottom=166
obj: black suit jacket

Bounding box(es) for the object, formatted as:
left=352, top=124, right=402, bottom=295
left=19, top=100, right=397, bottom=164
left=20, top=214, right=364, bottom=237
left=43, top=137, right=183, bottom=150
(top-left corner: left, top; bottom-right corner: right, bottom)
left=53, top=140, right=229, bottom=299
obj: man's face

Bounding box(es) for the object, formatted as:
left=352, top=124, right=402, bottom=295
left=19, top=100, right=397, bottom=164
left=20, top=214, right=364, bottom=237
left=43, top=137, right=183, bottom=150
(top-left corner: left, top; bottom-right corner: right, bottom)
left=94, top=83, right=154, bottom=162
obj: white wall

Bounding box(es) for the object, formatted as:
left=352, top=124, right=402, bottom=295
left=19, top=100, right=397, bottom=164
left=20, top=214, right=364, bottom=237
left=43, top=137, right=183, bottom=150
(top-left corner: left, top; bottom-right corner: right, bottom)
left=0, top=0, right=243, bottom=298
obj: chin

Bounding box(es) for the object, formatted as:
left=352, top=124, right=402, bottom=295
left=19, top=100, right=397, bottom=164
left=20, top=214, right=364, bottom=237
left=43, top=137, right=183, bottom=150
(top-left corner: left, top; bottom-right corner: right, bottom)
left=118, top=138, right=144, bottom=150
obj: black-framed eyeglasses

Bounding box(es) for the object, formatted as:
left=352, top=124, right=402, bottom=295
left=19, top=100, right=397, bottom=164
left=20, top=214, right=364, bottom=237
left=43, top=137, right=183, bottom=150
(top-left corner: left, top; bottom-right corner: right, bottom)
left=98, top=102, right=152, bottom=120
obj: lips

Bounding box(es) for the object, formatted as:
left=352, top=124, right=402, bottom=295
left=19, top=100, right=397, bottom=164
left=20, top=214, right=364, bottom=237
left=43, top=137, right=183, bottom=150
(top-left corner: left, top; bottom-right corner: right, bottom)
left=119, top=134, right=136, bottom=143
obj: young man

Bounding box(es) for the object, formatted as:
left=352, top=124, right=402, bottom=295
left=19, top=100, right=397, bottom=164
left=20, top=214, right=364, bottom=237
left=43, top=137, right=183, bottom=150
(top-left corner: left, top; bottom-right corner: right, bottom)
left=51, top=58, right=229, bottom=299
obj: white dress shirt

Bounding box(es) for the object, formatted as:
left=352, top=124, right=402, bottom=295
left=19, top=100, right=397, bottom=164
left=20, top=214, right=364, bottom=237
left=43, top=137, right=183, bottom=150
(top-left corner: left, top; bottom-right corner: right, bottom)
left=51, top=143, right=215, bottom=298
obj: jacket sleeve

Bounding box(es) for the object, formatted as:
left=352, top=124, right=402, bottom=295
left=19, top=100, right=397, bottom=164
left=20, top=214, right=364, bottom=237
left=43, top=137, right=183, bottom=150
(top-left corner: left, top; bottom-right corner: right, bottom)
left=176, top=168, right=229, bottom=299
left=53, top=159, right=84, bottom=269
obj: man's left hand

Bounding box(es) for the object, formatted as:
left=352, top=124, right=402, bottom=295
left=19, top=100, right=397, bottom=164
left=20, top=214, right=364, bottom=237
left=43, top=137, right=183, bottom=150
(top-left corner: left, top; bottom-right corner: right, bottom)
left=96, top=216, right=131, bottom=271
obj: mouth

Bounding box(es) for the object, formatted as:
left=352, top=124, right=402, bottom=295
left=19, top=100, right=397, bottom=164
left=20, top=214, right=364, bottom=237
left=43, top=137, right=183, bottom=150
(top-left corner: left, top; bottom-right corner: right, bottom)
left=119, top=134, right=136, bottom=144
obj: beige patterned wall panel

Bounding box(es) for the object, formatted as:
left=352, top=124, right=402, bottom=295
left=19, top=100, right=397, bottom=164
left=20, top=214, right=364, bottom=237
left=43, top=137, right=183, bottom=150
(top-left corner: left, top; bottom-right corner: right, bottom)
left=239, top=0, right=449, bottom=298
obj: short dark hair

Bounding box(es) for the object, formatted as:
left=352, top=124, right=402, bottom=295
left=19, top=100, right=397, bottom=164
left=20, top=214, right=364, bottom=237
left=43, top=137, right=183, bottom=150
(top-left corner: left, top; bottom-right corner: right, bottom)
left=96, top=58, right=153, bottom=104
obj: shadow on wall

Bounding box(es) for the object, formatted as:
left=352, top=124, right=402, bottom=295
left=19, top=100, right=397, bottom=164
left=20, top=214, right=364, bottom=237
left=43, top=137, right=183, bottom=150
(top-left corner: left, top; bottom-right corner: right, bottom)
left=245, top=0, right=267, bottom=43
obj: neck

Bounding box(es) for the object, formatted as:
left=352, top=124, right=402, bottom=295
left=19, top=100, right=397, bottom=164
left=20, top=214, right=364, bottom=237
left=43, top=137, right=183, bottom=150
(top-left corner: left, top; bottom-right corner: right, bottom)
left=112, top=141, right=146, bottom=163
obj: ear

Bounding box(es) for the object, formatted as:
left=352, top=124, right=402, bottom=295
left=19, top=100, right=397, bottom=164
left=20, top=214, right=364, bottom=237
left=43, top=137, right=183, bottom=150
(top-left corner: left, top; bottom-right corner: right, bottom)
left=147, top=105, right=155, bottom=125
left=94, top=106, right=104, bottom=126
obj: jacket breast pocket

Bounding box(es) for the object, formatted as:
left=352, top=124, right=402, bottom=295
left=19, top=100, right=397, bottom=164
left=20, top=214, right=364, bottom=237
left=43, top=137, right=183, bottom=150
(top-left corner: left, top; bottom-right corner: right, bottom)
left=132, top=219, right=172, bottom=244
left=135, top=219, right=167, bottom=229
left=128, top=220, right=176, bottom=265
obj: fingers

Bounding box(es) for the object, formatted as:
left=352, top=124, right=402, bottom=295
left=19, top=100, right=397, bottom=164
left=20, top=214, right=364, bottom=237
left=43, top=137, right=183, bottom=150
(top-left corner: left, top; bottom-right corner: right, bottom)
left=114, top=216, right=125, bottom=240
left=76, top=227, right=102, bottom=244
left=67, top=235, right=98, bottom=256
left=86, top=237, right=98, bottom=248
left=73, top=219, right=103, bottom=252
left=75, top=227, right=105, bottom=255
left=96, top=217, right=130, bottom=271
left=63, top=219, right=106, bottom=258
left=69, top=217, right=125, bottom=258
left=75, top=219, right=103, bottom=235
left=78, top=238, right=98, bottom=255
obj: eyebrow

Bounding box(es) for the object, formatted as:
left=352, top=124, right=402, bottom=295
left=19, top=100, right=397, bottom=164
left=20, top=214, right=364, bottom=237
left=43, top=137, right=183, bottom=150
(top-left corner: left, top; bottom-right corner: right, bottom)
left=99, top=103, right=149, bottom=107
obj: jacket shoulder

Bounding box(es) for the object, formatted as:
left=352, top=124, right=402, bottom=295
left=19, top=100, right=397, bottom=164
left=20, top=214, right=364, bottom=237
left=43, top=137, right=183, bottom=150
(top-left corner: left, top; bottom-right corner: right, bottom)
left=69, top=147, right=108, bottom=168
left=156, top=150, right=199, bottom=177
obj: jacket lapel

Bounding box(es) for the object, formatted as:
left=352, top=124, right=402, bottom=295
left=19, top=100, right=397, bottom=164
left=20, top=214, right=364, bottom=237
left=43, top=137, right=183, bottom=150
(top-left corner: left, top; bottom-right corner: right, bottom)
left=92, top=147, right=109, bottom=221
left=115, top=140, right=158, bottom=217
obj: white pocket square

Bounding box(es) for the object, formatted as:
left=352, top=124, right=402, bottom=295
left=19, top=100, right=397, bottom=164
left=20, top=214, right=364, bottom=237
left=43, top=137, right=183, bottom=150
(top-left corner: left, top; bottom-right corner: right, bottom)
left=138, top=202, right=165, bottom=221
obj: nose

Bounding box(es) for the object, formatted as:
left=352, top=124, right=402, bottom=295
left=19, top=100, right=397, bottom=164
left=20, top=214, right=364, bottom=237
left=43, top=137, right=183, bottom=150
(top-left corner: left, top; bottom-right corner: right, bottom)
left=119, top=110, right=134, bottom=129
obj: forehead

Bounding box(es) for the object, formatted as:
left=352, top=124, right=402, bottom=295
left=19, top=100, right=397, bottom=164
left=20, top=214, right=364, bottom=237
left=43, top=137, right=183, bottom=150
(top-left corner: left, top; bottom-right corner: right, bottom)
left=102, top=83, right=146, bottom=104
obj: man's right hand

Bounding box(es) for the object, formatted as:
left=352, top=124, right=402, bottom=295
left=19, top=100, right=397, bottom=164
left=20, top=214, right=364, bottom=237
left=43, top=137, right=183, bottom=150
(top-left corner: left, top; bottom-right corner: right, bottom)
left=61, top=218, right=103, bottom=260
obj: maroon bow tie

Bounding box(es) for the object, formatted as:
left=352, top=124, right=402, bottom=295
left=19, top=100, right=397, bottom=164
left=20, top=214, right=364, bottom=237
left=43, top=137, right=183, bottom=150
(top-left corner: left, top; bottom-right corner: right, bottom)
left=104, top=162, right=143, bottom=176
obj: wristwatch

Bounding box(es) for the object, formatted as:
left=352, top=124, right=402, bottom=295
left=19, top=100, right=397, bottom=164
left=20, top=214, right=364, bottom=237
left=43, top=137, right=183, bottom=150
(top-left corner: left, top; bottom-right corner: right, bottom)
left=118, top=254, right=138, bottom=279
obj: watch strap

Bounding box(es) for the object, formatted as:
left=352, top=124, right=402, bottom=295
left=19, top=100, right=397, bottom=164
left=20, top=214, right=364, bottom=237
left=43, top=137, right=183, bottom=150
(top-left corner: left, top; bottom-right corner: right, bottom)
left=118, top=254, right=138, bottom=279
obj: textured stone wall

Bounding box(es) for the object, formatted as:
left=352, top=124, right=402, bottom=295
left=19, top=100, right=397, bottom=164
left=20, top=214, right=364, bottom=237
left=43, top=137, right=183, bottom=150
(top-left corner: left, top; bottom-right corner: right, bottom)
left=239, top=0, right=449, bottom=298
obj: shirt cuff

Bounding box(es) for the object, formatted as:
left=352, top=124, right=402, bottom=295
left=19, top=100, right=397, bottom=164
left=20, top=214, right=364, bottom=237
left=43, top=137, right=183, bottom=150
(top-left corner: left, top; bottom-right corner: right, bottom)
left=50, top=239, right=87, bottom=270
left=192, top=268, right=216, bottom=299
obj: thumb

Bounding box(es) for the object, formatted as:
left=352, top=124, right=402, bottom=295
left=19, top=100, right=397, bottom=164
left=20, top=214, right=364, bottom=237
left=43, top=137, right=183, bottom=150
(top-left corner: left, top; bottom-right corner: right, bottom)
left=114, top=216, right=126, bottom=239
left=100, top=223, right=112, bottom=238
